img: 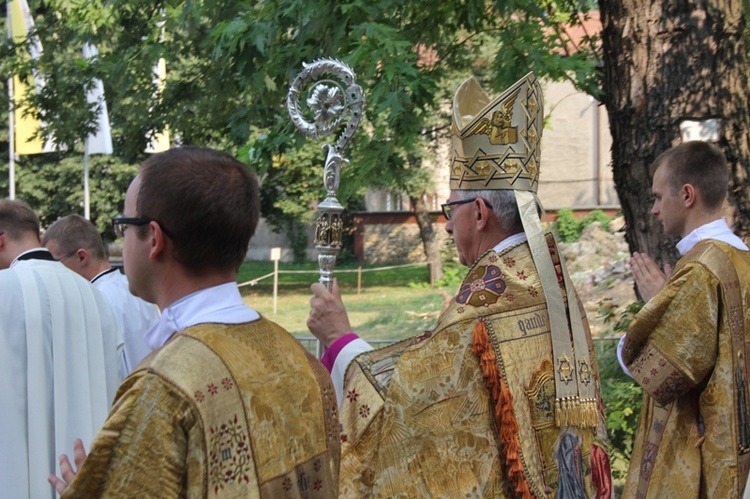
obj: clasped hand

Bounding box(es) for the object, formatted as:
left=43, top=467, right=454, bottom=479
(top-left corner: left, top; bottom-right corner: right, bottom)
left=630, top=251, right=673, bottom=302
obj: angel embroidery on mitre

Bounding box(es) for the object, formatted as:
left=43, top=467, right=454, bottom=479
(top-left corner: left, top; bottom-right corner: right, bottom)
left=465, top=88, right=520, bottom=145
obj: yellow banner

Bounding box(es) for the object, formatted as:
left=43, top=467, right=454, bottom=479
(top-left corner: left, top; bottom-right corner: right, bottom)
left=9, top=0, right=52, bottom=155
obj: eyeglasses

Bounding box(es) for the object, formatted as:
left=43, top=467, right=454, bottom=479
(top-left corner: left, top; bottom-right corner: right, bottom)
left=112, top=217, right=174, bottom=239
left=55, top=250, right=78, bottom=262
left=441, top=198, right=493, bottom=221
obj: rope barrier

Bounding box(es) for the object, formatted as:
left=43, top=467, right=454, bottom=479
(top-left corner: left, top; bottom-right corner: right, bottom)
left=274, top=262, right=428, bottom=274
left=237, top=261, right=431, bottom=287
left=346, top=262, right=429, bottom=273
left=237, top=272, right=275, bottom=288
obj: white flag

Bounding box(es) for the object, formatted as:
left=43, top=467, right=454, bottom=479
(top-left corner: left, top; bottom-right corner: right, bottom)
left=82, top=43, right=113, bottom=155
left=145, top=57, right=170, bottom=154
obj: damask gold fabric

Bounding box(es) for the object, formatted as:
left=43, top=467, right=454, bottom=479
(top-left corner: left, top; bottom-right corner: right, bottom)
left=338, top=239, right=612, bottom=497
left=62, top=318, right=340, bottom=498
left=622, top=241, right=750, bottom=498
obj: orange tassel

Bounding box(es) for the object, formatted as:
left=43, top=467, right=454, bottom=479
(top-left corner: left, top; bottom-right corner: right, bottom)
left=472, top=321, right=534, bottom=498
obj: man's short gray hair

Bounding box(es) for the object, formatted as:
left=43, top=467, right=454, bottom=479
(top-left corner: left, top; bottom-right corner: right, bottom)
left=456, top=189, right=523, bottom=234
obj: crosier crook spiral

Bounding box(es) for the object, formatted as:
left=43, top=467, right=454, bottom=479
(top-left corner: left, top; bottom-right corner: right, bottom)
left=287, top=59, right=365, bottom=357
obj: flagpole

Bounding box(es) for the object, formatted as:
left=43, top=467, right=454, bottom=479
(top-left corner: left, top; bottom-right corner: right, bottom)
left=7, top=1, right=15, bottom=199
left=82, top=42, right=113, bottom=219
left=8, top=76, right=15, bottom=200
left=83, top=138, right=90, bottom=219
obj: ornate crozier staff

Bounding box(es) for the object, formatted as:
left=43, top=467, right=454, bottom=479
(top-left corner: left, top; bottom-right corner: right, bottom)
left=287, top=59, right=364, bottom=357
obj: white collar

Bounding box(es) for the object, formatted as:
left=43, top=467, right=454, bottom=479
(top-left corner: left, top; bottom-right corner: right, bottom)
left=144, top=282, right=259, bottom=349
left=676, top=219, right=748, bottom=255
left=492, top=233, right=528, bottom=254
left=10, top=247, right=52, bottom=268
left=91, top=267, right=119, bottom=284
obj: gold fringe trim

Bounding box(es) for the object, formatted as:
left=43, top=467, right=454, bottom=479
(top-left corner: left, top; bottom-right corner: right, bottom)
left=554, top=398, right=599, bottom=428
left=472, top=320, right=534, bottom=499
left=582, top=399, right=599, bottom=428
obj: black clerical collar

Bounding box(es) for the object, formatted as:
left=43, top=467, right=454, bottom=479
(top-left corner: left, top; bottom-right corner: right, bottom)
left=16, top=249, right=56, bottom=262
left=91, top=267, right=118, bottom=284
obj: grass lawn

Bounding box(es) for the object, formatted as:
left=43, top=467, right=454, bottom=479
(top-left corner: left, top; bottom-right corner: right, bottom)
left=237, top=260, right=439, bottom=291
left=243, top=285, right=454, bottom=339
left=238, top=261, right=458, bottom=347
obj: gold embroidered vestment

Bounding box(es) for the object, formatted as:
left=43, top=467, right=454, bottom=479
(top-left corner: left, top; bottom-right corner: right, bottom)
left=338, top=239, right=612, bottom=497
left=623, top=241, right=750, bottom=498
left=62, top=318, right=340, bottom=498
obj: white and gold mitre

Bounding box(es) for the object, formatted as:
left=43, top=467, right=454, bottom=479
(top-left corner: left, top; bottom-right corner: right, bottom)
left=450, top=73, right=543, bottom=192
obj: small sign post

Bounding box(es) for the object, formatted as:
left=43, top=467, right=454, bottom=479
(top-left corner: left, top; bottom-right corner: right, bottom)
left=271, top=247, right=281, bottom=315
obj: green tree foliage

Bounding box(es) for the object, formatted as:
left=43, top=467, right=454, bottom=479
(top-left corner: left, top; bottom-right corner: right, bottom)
left=6, top=0, right=748, bottom=264
left=214, top=0, right=602, bottom=199
left=2, top=0, right=602, bottom=245
left=0, top=1, right=149, bottom=235
left=554, top=208, right=614, bottom=243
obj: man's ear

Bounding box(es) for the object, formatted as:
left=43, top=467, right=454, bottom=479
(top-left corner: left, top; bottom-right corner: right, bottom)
left=682, top=183, right=697, bottom=208
left=76, top=248, right=90, bottom=265
left=475, top=198, right=490, bottom=230
left=148, top=221, right=168, bottom=260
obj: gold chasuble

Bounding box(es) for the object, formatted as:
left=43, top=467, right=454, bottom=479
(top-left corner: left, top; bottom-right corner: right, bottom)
left=338, top=239, right=613, bottom=498
left=622, top=240, right=750, bottom=498
left=62, top=318, right=340, bottom=498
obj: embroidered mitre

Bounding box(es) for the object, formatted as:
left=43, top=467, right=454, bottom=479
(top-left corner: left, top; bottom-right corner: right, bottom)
left=450, top=72, right=543, bottom=192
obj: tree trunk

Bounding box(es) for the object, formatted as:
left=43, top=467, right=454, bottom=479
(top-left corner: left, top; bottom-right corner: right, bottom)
left=600, top=0, right=750, bottom=268
left=410, top=194, right=444, bottom=284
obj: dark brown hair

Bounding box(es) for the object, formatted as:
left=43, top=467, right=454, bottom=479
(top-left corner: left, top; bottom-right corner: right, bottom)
left=0, top=199, right=40, bottom=239
left=650, top=141, right=728, bottom=210
left=136, top=146, right=260, bottom=274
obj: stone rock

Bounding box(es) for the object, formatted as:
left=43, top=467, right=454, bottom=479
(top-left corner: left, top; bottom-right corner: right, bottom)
left=560, top=221, right=629, bottom=279
left=558, top=221, right=635, bottom=337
